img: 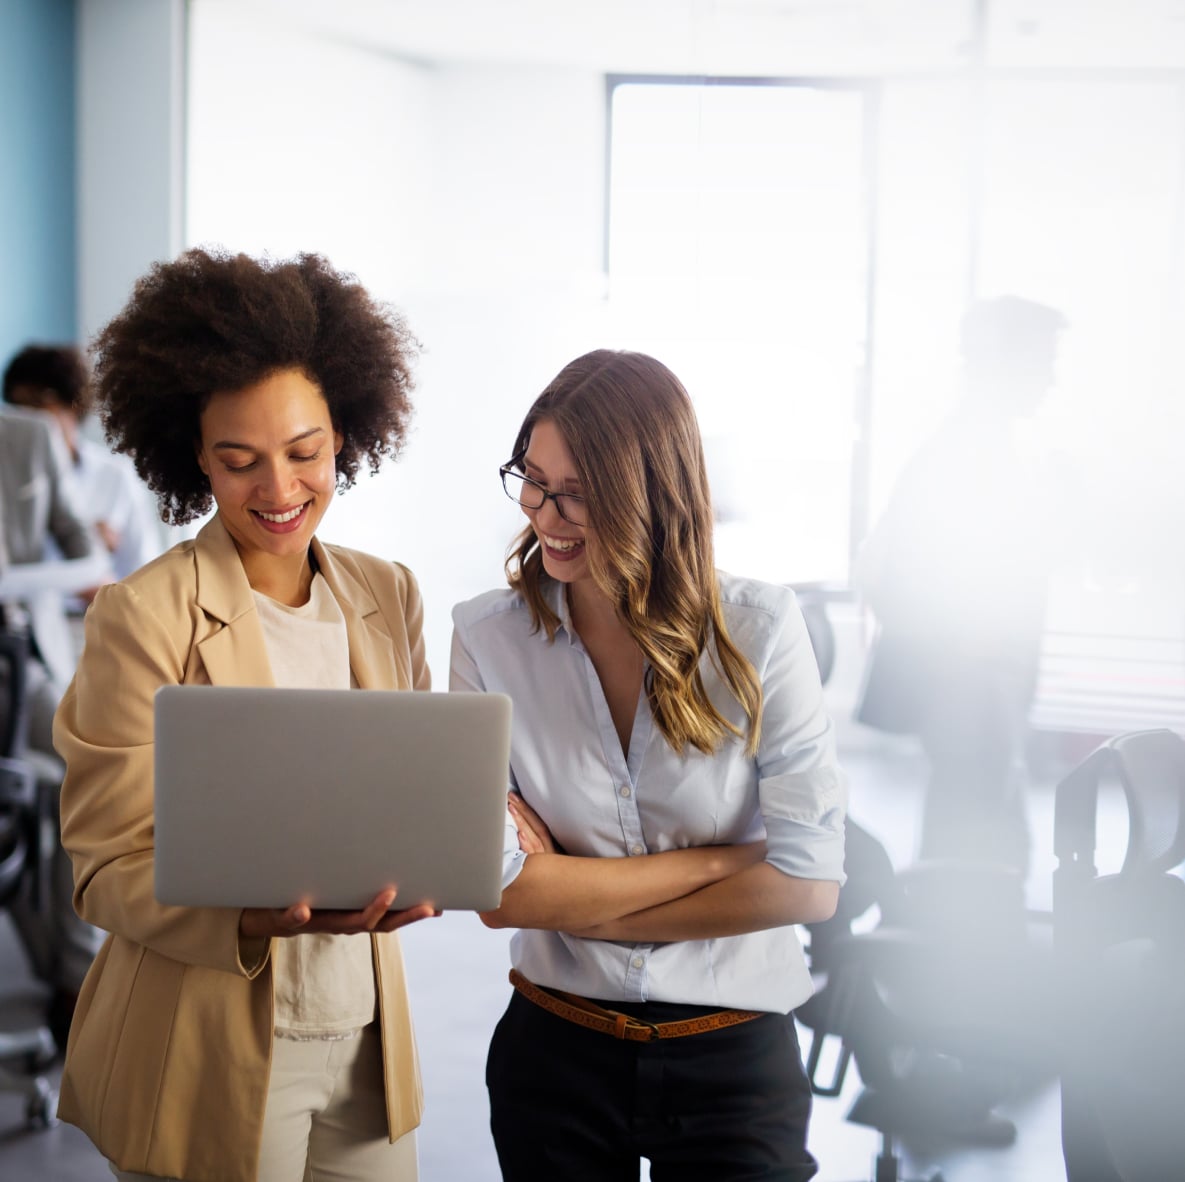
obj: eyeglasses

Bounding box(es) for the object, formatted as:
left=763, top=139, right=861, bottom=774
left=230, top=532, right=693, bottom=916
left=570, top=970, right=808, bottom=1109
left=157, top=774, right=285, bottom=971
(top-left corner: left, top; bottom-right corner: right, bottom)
left=499, top=464, right=588, bottom=525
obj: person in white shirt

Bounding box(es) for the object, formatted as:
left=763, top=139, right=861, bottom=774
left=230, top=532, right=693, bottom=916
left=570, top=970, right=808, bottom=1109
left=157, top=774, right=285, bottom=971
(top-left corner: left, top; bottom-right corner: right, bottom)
left=3, top=343, right=162, bottom=585
left=0, top=384, right=112, bottom=1048
left=451, top=349, right=847, bottom=1182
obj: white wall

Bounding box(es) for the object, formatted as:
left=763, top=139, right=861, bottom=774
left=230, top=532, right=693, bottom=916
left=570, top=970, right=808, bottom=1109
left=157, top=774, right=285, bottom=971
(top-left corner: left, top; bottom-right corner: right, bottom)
left=77, top=0, right=185, bottom=344
left=186, top=5, right=434, bottom=295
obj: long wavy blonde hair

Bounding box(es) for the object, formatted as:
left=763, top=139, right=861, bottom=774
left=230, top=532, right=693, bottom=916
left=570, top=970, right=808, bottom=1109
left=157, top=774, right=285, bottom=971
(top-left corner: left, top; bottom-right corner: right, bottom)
left=505, top=349, right=763, bottom=757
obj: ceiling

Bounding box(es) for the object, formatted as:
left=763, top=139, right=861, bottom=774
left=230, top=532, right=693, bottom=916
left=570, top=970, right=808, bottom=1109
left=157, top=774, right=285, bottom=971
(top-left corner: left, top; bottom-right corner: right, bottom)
left=231, top=0, right=1185, bottom=75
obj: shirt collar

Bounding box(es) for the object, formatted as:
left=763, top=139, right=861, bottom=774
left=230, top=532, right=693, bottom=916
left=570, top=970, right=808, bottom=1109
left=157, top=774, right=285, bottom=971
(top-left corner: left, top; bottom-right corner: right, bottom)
left=545, top=578, right=580, bottom=647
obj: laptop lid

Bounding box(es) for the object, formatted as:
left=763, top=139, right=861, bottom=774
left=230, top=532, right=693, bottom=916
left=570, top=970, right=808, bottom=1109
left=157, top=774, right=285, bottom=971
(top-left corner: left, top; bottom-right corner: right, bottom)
left=153, top=685, right=511, bottom=912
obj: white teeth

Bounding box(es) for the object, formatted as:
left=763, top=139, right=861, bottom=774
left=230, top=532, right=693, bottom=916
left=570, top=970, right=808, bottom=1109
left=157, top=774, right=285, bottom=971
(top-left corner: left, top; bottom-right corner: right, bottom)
left=544, top=534, right=582, bottom=552
left=257, top=506, right=304, bottom=523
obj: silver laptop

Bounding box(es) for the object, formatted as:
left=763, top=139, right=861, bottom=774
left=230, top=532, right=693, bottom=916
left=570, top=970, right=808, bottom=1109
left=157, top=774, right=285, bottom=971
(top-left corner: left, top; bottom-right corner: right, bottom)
left=153, top=685, right=512, bottom=912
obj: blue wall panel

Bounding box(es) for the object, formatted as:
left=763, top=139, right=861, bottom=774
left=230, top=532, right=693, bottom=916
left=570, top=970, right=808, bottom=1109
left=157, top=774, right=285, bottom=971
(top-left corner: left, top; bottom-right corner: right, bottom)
left=0, top=0, right=76, bottom=368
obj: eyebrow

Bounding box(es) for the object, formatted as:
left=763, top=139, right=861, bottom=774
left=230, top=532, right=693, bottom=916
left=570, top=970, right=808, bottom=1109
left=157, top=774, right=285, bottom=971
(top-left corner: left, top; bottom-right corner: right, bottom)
left=211, top=427, right=325, bottom=452
left=522, top=456, right=583, bottom=491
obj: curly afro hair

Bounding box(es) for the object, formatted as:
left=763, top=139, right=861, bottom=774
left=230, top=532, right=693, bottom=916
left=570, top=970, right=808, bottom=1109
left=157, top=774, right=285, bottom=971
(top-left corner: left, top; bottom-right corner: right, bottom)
left=92, top=247, right=419, bottom=524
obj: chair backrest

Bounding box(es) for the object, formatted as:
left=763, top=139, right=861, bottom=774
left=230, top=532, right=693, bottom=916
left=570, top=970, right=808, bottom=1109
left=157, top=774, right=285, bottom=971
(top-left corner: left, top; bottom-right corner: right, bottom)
left=1112, top=729, right=1185, bottom=872
left=0, top=625, right=31, bottom=759
left=1053, top=728, right=1185, bottom=1182
left=787, top=583, right=849, bottom=688
left=0, top=624, right=35, bottom=905
left=0, top=755, right=34, bottom=902
left=1055, top=728, right=1185, bottom=939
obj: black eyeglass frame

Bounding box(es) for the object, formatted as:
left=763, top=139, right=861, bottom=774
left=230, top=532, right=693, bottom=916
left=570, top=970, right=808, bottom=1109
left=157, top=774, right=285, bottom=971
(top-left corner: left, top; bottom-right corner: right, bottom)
left=499, top=463, right=588, bottom=525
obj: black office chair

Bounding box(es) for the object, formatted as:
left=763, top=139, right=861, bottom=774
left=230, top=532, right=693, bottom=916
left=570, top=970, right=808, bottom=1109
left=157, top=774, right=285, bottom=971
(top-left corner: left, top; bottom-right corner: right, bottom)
left=792, top=590, right=1056, bottom=1182
left=0, top=624, right=58, bottom=1128
left=1053, top=728, right=1185, bottom=1182
left=798, top=815, right=1062, bottom=1182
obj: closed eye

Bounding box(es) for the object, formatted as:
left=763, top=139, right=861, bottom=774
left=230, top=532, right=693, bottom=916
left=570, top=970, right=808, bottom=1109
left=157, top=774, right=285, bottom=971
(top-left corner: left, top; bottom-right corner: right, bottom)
left=222, top=450, right=320, bottom=473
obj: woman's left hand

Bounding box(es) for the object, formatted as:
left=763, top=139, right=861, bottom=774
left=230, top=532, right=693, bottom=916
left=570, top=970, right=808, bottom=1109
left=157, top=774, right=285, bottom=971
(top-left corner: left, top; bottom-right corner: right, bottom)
left=509, top=792, right=558, bottom=855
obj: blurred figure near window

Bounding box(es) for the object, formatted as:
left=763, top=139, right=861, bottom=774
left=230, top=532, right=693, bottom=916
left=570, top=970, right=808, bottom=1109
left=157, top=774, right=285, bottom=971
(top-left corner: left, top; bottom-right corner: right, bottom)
left=855, top=296, right=1068, bottom=875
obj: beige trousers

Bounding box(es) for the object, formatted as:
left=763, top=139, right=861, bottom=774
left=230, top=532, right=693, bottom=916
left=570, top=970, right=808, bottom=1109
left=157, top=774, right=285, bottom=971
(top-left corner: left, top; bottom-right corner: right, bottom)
left=109, top=1023, right=418, bottom=1182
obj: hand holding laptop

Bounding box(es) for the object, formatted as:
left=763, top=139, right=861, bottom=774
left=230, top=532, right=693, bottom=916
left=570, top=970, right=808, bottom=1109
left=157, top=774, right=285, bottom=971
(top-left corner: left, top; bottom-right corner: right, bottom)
left=239, top=887, right=441, bottom=940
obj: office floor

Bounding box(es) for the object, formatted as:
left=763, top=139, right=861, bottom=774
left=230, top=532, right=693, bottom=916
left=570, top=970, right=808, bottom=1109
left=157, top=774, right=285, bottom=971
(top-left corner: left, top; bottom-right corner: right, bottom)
left=0, top=728, right=1073, bottom=1182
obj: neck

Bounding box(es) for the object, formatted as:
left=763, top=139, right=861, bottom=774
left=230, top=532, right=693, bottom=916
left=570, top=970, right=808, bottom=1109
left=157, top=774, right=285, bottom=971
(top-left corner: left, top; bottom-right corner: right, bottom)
left=241, top=549, right=315, bottom=607
left=566, top=580, right=634, bottom=645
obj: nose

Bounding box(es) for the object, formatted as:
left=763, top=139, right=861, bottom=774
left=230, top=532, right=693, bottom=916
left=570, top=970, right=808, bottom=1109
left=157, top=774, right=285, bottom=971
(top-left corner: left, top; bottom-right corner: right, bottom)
left=530, top=494, right=568, bottom=531
left=257, top=459, right=302, bottom=503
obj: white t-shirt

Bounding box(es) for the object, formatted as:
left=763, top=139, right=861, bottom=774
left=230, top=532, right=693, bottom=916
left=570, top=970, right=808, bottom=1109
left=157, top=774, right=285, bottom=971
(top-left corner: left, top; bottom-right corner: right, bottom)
left=254, top=573, right=377, bottom=1039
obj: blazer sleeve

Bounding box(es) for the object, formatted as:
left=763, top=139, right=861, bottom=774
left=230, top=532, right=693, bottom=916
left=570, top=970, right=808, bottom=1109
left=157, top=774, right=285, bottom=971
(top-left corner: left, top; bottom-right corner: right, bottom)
left=54, top=580, right=264, bottom=977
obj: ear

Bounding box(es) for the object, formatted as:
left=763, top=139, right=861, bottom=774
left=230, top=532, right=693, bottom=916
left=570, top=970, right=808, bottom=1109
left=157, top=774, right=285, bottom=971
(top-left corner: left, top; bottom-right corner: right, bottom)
left=333, top=429, right=344, bottom=456
left=195, top=440, right=210, bottom=477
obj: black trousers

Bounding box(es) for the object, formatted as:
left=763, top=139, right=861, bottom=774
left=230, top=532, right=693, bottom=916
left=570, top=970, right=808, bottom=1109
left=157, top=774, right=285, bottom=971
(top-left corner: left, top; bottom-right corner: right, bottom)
left=487, top=990, right=818, bottom=1182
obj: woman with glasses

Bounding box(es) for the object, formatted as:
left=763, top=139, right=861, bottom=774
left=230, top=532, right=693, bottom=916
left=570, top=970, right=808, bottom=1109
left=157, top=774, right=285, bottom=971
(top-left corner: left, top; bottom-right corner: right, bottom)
left=451, top=349, right=846, bottom=1181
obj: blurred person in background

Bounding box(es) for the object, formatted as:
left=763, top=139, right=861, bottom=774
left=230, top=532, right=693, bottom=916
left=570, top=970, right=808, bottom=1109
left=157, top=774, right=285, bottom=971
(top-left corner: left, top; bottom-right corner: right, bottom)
left=855, top=295, right=1068, bottom=875
left=0, top=362, right=112, bottom=1049
left=4, top=343, right=163, bottom=590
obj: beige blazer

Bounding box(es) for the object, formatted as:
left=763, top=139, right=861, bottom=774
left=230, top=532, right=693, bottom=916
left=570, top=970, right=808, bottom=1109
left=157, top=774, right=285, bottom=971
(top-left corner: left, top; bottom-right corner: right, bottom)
left=53, top=515, right=429, bottom=1182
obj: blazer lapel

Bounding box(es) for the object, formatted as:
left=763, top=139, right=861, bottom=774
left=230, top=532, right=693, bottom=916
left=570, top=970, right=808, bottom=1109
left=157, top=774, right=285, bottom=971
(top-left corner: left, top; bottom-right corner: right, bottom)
left=186, top=521, right=403, bottom=691
left=191, top=516, right=275, bottom=688
left=311, top=538, right=404, bottom=691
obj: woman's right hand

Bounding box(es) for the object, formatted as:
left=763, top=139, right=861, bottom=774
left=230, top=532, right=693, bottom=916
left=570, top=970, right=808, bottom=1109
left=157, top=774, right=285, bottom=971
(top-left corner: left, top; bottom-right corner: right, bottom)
left=239, top=888, right=440, bottom=939
left=508, top=792, right=559, bottom=855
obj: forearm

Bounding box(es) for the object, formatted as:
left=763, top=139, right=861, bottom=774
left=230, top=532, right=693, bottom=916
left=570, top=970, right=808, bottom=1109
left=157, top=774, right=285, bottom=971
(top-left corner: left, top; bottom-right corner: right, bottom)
left=572, top=862, right=840, bottom=943
left=480, top=843, right=761, bottom=931
left=72, top=846, right=266, bottom=975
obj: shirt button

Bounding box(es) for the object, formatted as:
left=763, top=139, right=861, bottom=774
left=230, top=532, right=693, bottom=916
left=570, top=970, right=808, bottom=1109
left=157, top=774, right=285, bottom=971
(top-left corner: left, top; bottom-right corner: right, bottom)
left=631, top=956, right=645, bottom=969
left=619, top=785, right=632, bottom=798
left=630, top=844, right=644, bottom=856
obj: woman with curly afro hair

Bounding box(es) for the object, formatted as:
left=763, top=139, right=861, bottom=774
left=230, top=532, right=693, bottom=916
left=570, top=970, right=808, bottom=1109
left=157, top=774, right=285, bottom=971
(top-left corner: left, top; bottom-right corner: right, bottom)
left=53, top=248, right=436, bottom=1182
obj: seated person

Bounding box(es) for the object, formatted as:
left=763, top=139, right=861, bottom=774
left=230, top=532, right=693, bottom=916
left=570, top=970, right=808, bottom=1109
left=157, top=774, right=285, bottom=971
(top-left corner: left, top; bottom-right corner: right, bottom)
left=0, top=390, right=111, bottom=1048
left=4, top=343, right=163, bottom=589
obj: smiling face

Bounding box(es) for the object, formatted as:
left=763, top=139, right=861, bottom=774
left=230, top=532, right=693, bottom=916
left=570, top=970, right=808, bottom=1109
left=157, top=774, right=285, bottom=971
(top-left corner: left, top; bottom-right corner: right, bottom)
left=520, top=418, right=594, bottom=589
left=196, top=367, right=343, bottom=592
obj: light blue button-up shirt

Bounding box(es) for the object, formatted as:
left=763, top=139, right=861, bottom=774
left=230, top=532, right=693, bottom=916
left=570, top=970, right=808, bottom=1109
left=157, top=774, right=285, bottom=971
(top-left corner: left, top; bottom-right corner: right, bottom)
left=450, top=572, right=846, bottom=1013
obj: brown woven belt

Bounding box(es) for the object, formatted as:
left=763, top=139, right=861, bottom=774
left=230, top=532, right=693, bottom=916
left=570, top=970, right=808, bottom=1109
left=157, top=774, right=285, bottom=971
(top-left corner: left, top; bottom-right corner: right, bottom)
left=509, top=969, right=763, bottom=1042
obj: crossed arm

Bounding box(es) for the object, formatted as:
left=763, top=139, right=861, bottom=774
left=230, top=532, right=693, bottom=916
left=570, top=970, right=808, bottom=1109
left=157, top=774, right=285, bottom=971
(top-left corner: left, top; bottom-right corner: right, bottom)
left=479, top=794, right=838, bottom=942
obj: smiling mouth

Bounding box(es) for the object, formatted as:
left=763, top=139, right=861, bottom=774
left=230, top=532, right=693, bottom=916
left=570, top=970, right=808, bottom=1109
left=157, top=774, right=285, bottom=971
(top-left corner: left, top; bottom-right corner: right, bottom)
left=542, top=533, right=583, bottom=552
left=255, top=505, right=306, bottom=524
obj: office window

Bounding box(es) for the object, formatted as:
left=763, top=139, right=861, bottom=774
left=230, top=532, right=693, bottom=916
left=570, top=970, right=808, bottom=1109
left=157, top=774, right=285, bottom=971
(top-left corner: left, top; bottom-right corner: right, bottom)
left=606, top=79, right=873, bottom=585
